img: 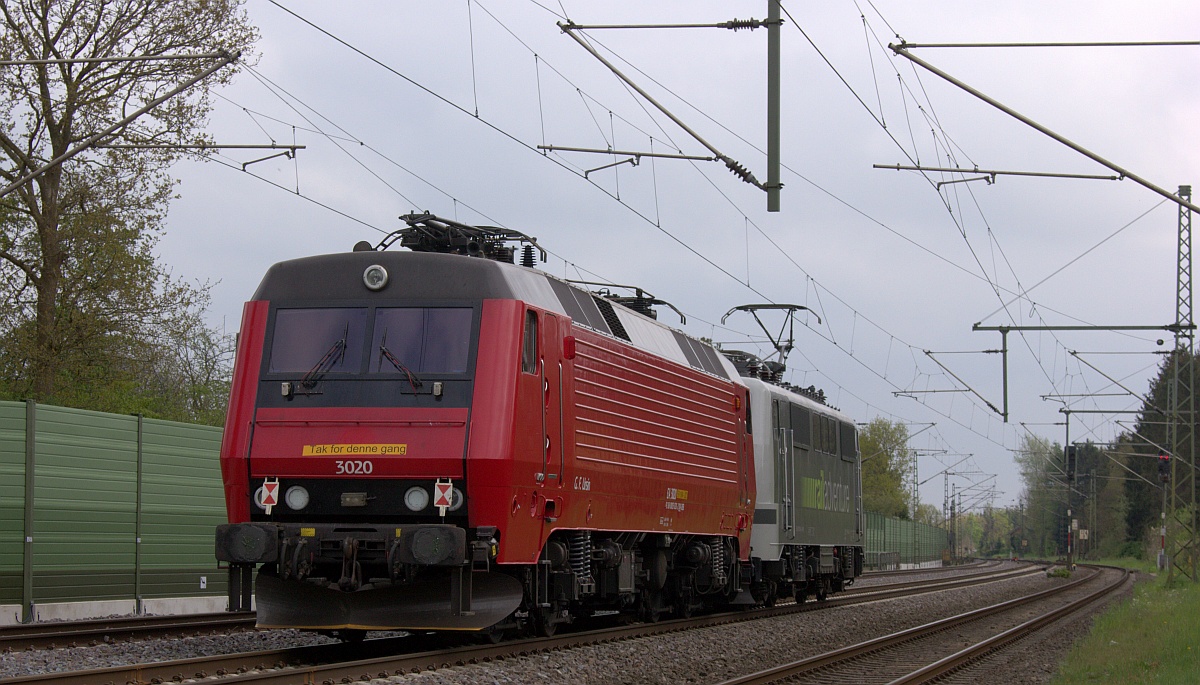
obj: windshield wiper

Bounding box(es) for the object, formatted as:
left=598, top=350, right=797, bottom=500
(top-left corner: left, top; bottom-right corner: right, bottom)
left=378, top=328, right=423, bottom=391
left=300, top=325, right=348, bottom=390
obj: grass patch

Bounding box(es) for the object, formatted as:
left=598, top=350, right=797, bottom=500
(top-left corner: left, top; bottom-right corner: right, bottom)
left=1051, top=559, right=1200, bottom=684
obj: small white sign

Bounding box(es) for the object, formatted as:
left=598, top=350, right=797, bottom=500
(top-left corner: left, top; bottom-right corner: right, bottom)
left=433, top=480, right=453, bottom=515
left=262, top=481, right=279, bottom=506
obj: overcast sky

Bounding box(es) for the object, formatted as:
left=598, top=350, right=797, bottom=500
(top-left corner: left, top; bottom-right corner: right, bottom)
left=159, top=0, right=1200, bottom=512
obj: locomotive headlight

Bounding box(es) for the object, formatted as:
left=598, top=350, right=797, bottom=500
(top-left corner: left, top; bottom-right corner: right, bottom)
left=284, top=486, right=310, bottom=510
left=404, top=486, right=430, bottom=511
left=253, top=486, right=268, bottom=510
left=363, top=264, right=389, bottom=291
left=448, top=487, right=465, bottom=512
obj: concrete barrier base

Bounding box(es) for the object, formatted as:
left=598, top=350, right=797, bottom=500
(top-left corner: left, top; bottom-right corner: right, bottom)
left=0, top=596, right=242, bottom=625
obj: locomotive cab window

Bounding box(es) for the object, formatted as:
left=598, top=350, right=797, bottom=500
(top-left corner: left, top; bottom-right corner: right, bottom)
left=268, top=308, right=368, bottom=374
left=521, top=310, right=538, bottom=374
left=267, top=306, right=475, bottom=377
left=840, top=421, right=858, bottom=462
left=370, top=307, right=473, bottom=374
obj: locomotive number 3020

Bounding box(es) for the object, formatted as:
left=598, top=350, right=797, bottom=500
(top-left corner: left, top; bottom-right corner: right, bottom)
left=335, top=460, right=374, bottom=475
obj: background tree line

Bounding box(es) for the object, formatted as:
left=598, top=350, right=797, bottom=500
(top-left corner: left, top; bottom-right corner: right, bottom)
left=857, top=416, right=946, bottom=524
left=0, top=1, right=256, bottom=425
left=954, top=349, right=1198, bottom=561
left=859, top=350, right=1197, bottom=562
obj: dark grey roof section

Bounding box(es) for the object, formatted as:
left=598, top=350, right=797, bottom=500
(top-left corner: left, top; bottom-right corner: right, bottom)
left=691, top=335, right=727, bottom=377
left=252, top=250, right=733, bottom=381
left=546, top=277, right=611, bottom=336
left=252, top=251, right=518, bottom=302
left=673, top=330, right=704, bottom=369
left=592, top=297, right=630, bottom=341
left=671, top=331, right=724, bottom=377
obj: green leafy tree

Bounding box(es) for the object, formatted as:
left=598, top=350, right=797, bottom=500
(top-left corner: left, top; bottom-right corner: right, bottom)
left=1123, top=350, right=1200, bottom=546
left=0, top=0, right=256, bottom=407
left=1013, top=434, right=1068, bottom=557
left=859, top=417, right=912, bottom=518
left=913, top=502, right=941, bottom=527
left=970, top=506, right=1006, bottom=557
left=1092, top=441, right=1131, bottom=557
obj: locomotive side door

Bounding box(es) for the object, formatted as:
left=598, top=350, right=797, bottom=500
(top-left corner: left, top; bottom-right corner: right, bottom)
left=774, top=398, right=796, bottom=540
left=539, top=312, right=565, bottom=486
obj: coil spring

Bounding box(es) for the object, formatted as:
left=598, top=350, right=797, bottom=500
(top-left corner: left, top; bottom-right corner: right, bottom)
left=569, top=531, right=593, bottom=579
left=708, top=538, right=728, bottom=586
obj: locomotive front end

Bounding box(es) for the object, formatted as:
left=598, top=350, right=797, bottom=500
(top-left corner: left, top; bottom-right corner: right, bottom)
left=216, top=250, right=523, bottom=631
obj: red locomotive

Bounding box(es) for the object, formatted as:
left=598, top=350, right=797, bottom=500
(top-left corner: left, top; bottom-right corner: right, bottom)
left=216, top=214, right=759, bottom=636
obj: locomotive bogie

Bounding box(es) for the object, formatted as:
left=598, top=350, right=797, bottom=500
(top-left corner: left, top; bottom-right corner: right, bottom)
left=530, top=529, right=744, bottom=629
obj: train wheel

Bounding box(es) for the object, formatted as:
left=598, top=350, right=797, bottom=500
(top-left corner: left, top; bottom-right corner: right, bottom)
left=478, top=624, right=508, bottom=644
left=763, top=580, right=778, bottom=608
left=640, top=591, right=665, bottom=623
left=675, top=598, right=693, bottom=619
left=533, top=607, right=558, bottom=637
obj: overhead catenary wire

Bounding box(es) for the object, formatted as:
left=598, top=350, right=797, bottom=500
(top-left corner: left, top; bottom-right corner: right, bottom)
left=888, top=42, right=1200, bottom=215
left=898, top=40, right=1200, bottom=49
left=556, top=21, right=766, bottom=190
left=568, top=10, right=1080, bottom=395
left=558, top=7, right=1130, bottom=338
left=825, top=2, right=1175, bottom=432
left=231, top=2, right=1175, bottom=491
left=225, top=32, right=984, bottom=477
left=781, top=2, right=1063, bottom=414
left=265, top=0, right=768, bottom=299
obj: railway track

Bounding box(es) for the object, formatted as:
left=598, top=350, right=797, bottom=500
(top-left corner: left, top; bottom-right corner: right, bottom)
left=0, top=560, right=1014, bottom=655
left=0, top=612, right=256, bottom=651
left=844, top=560, right=1042, bottom=597
left=714, top=564, right=1130, bottom=685
left=1, top=561, right=1048, bottom=685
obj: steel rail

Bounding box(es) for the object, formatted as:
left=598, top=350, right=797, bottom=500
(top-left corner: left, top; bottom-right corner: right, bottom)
left=842, top=564, right=1043, bottom=600
left=5, top=561, right=1044, bottom=685
left=890, top=566, right=1130, bottom=684
left=0, top=612, right=255, bottom=651
left=715, top=565, right=1126, bottom=684
left=0, top=635, right=407, bottom=685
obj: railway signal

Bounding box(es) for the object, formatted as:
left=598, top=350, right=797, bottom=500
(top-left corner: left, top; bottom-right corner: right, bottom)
left=1158, top=450, right=1171, bottom=484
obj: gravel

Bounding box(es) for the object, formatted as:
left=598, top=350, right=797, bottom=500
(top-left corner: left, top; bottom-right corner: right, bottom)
left=939, top=567, right=1141, bottom=685
left=0, top=563, right=1128, bottom=684
left=0, top=629, right=340, bottom=679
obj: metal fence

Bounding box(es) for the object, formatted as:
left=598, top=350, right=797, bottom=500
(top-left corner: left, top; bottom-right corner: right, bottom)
left=0, top=401, right=226, bottom=623
left=864, top=510, right=950, bottom=569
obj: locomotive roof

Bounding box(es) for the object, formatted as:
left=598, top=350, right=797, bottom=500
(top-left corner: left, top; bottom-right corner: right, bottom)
left=740, top=374, right=855, bottom=424
left=253, top=250, right=740, bottom=382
